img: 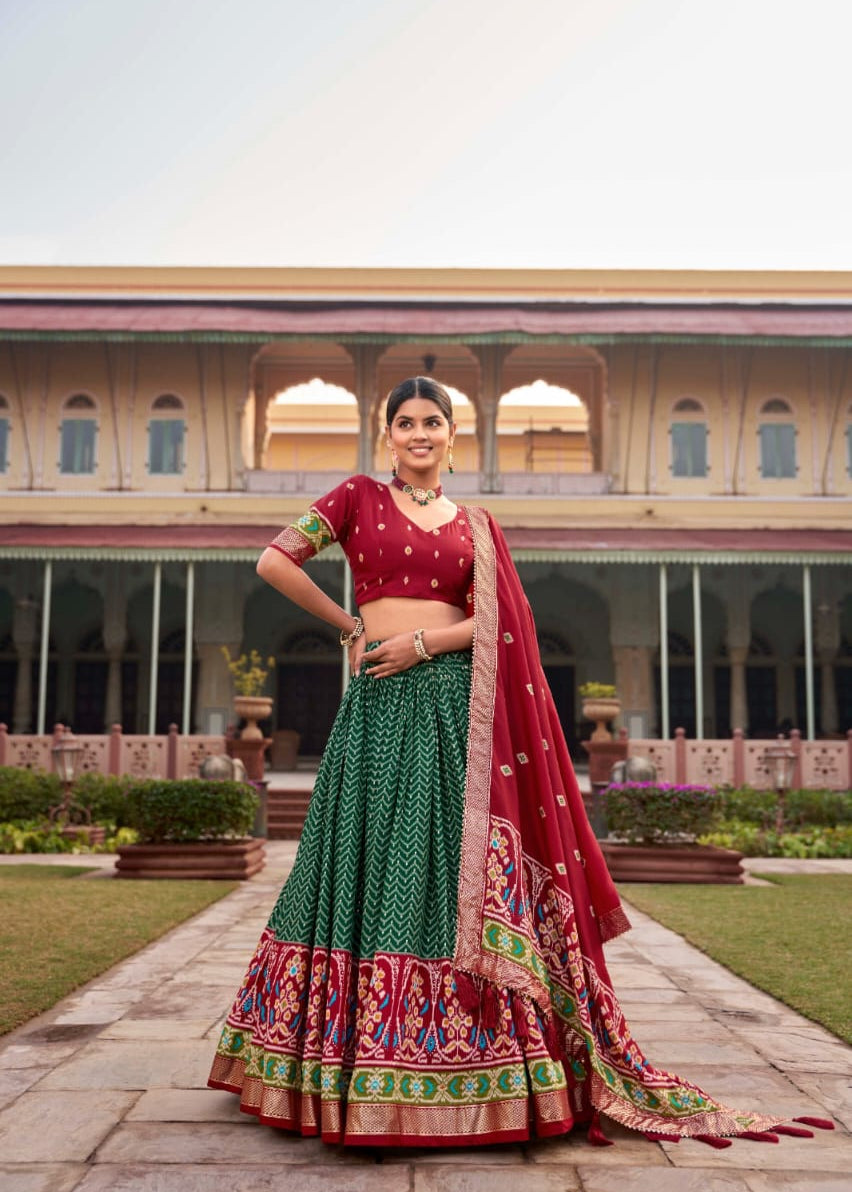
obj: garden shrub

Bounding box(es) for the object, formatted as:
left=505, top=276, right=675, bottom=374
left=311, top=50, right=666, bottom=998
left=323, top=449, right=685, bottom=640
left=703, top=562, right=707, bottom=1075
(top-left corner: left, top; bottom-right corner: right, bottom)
left=700, top=821, right=852, bottom=858
left=719, top=786, right=851, bottom=829
left=72, top=772, right=130, bottom=826
left=0, top=767, right=61, bottom=821
left=602, top=782, right=722, bottom=845
left=123, top=779, right=258, bottom=843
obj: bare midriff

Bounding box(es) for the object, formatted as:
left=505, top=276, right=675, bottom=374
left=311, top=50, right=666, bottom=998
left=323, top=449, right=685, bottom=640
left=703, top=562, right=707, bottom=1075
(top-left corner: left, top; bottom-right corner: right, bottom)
left=360, top=596, right=467, bottom=640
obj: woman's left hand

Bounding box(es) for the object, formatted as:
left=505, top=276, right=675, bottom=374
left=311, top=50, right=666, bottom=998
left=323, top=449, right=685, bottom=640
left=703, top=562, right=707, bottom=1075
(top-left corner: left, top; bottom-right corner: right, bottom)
left=363, top=632, right=422, bottom=678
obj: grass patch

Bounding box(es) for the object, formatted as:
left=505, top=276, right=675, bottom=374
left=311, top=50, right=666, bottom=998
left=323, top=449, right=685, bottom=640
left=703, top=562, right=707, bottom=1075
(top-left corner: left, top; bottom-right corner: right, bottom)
left=619, top=874, right=852, bottom=1044
left=0, top=865, right=236, bottom=1035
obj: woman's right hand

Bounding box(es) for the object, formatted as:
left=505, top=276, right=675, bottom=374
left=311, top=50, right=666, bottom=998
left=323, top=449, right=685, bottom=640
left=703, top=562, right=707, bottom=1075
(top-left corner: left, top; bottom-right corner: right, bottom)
left=348, top=634, right=367, bottom=677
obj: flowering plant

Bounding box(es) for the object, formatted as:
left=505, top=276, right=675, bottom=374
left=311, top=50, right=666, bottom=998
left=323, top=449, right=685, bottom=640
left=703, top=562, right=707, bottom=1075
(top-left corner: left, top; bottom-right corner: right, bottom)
left=221, top=647, right=275, bottom=697
left=602, top=781, right=722, bottom=845
left=579, top=681, right=617, bottom=699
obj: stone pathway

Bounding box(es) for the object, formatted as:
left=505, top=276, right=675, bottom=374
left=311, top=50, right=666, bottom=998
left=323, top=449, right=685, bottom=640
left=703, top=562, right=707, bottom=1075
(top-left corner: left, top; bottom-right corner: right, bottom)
left=1, top=844, right=849, bottom=1191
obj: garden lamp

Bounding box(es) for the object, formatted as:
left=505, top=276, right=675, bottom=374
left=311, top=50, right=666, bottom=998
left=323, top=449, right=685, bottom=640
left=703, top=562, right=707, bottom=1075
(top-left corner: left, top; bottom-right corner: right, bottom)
left=50, top=728, right=84, bottom=828
left=762, top=736, right=796, bottom=834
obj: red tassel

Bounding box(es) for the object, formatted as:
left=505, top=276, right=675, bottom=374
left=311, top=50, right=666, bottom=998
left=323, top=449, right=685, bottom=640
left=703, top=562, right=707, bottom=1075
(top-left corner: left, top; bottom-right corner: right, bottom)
left=739, top=1131, right=779, bottom=1143
left=694, top=1134, right=733, bottom=1149
left=543, top=1014, right=561, bottom=1060
left=644, top=1131, right=680, bottom=1142
left=512, top=995, right=530, bottom=1042
left=587, top=1110, right=614, bottom=1147
left=482, top=985, right=500, bottom=1031
left=794, top=1116, right=834, bottom=1130
left=454, top=970, right=479, bottom=1013
left=774, top=1125, right=814, bottom=1138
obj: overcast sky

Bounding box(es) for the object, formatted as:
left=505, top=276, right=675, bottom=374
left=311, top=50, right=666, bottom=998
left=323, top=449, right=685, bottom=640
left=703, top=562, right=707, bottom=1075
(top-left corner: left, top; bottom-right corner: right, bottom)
left=1, top=0, right=850, bottom=270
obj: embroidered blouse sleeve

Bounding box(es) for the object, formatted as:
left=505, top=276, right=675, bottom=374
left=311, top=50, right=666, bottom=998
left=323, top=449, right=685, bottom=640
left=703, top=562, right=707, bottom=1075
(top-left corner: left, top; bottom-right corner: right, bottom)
left=268, top=477, right=359, bottom=566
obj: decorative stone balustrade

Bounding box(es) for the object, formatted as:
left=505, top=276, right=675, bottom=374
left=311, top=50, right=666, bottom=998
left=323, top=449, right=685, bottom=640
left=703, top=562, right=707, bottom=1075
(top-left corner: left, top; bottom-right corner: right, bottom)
left=627, top=727, right=852, bottom=791
left=0, top=723, right=226, bottom=780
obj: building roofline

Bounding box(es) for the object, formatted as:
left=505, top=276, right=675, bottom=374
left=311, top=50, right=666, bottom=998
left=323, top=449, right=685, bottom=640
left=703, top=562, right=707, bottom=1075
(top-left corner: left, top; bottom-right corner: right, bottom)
left=1, top=265, right=851, bottom=307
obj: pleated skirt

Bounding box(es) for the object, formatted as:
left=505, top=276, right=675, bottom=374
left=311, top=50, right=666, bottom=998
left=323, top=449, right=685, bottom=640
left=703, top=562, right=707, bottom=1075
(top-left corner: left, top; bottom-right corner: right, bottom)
left=208, top=647, right=574, bottom=1145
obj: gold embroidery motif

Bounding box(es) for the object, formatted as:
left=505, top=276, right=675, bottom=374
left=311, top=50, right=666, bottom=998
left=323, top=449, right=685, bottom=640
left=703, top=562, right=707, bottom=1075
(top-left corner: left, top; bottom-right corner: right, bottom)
left=503, top=632, right=514, bottom=643
left=500, top=764, right=512, bottom=777
left=516, top=752, right=528, bottom=764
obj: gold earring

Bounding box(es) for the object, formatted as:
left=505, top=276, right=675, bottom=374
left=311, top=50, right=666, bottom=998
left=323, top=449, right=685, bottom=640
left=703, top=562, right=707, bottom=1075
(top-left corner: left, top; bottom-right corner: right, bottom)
left=390, top=448, right=399, bottom=477
left=448, top=443, right=455, bottom=474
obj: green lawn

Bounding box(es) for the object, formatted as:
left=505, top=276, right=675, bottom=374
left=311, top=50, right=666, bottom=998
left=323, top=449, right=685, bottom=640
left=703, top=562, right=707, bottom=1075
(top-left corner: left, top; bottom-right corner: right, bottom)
left=0, top=865, right=236, bottom=1035
left=618, top=873, right=852, bottom=1044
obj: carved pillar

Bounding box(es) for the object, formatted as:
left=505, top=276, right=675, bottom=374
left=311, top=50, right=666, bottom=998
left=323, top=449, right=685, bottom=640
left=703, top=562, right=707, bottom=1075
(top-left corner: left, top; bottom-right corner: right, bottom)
left=471, top=345, right=509, bottom=493
left=12, top=597, right=37, bottom=733
left=816, top=599, right=840, bottom=735
left=352, top=345, right=382, bottom=475
left=253, top=373, right=268, bottom=470
left=729, top=646, right=748, bottom=736
left=610, top=571, right=659, bottom=737
left=195, top=565, right=246, bottom=734
left=103, top=569, right=127, bottom=730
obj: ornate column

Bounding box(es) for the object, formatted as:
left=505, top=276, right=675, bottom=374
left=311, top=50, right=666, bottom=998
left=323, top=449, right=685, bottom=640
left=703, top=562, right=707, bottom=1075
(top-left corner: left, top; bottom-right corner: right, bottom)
left=471, top=345, right=509, bottom=493
left=610, top=571, right=659, bottom=737
left=12, top=596, right=37, bottom=733
left=725, top=579, right=752, bottom=736
left=195, top=564, right=246, bottom=735
left=816, top=599, right=840, bottom=735
left=102, top=568, right=127, bottom=730
left=352, top=345, right=382, bottom=475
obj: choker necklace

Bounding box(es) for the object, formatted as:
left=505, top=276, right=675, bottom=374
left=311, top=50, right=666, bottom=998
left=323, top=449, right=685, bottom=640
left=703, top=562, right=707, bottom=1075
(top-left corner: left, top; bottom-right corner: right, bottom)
left=392, top=475, right=443, bottom=506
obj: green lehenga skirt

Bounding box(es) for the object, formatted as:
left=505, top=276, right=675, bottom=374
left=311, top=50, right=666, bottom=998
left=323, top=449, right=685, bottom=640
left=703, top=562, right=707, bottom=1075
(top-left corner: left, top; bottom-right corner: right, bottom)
left=209, top=648, right=568, bottom=1145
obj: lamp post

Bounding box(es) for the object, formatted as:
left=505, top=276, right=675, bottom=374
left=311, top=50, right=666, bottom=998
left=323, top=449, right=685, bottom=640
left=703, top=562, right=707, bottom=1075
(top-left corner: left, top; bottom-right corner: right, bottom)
left=762, top=735, right=797, bottom=835
left=50, top=728, right=85, bottom=831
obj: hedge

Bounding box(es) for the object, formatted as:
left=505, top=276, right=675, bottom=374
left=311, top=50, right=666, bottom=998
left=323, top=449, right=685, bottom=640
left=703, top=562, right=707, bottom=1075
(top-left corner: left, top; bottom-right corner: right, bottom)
left=123, top=779, right=258, bottom=843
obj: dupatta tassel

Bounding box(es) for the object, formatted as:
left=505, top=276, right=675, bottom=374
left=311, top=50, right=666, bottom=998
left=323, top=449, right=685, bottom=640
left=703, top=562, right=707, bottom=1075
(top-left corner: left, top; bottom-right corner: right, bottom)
left=643, top=1131, right=680, bottom=1142
left=774, top=1124, right=814, bottom=1137
left=511, top=995, right=530, bottom=1042
left=453, top=969, right=480, bottom=1014
left=694, top=1135, right=734, bottom=1149
left=793, top=1116, right=834, bottom=1130
left=587, top=1110, right=613, bottom=1147
left=543, top=1013, right=562, bottom=1061
left=482, top=985, right=501, bottom=1031
left=739, top=1131, right=779, bottom=1143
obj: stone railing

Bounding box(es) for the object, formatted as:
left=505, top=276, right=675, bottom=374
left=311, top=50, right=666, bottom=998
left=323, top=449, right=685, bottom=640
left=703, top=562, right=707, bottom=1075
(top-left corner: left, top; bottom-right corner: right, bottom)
left=0, top=723, right=226, bottom=780
left=626, top=727, right=852, bottom=791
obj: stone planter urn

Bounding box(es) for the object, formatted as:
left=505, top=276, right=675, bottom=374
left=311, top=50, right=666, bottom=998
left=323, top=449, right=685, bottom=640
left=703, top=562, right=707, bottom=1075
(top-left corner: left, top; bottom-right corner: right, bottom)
left=581, top=697, right=621, bottom=742
left=233, top=695, right=273, bottom=740
left=600, top=841, right=744, bottom=884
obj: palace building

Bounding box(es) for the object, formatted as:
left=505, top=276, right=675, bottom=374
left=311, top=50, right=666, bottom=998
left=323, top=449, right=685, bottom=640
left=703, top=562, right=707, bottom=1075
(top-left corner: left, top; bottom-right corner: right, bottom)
left=0, top=265, right=850, bottom=759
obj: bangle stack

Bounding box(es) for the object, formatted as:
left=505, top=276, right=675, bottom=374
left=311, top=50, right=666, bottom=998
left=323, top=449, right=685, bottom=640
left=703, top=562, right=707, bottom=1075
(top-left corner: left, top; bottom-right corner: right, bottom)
left=339, top=617, right=365, bottom=648
left=413, top=628, right=433, bottom=663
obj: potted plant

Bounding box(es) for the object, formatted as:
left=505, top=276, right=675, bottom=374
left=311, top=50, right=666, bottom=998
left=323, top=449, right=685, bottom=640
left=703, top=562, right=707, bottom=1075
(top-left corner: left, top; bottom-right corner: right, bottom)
left=114, top=778, right=264, bottom=879
left=600, top=781, right=744, bottom=883
left=221, top=647, right=275, bottom=740
left=579, top=681, right=621, bottom=742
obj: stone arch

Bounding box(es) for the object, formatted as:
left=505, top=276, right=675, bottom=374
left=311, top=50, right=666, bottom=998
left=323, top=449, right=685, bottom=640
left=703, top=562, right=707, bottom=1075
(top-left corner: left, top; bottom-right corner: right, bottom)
left=501, top=344, right=608, bottom=472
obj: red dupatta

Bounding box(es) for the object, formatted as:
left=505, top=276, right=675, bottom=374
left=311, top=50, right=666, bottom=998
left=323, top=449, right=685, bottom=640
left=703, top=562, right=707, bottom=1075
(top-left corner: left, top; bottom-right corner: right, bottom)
left=454, top=506, right=628, bottom=1009
left=452, top=507, right=799, bottom=1139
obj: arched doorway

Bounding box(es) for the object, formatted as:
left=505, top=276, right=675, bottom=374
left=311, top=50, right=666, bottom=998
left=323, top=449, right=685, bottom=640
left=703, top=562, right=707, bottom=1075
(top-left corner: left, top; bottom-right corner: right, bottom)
left=277, top=626, right=340, bottom=757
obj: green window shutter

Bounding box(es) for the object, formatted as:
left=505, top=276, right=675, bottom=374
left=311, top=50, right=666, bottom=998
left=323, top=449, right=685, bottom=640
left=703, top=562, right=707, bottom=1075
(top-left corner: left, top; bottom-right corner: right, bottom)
left=60, top=419, right=97, bottom=474
left=149, top=419, right=185, bottom=474
left=671, top=422, right=707, bottom=477
left=759, top=423, right=796, bottom=478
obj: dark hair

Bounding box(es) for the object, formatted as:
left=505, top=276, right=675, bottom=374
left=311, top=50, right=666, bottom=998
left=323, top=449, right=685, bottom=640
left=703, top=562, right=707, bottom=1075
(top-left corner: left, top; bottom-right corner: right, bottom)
left=385, top=376, right=453, bottom=426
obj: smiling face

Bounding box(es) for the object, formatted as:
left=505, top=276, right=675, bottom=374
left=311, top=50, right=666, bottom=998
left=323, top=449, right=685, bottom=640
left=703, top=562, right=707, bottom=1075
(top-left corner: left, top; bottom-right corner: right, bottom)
left=386, top=396, right=455, bottom=480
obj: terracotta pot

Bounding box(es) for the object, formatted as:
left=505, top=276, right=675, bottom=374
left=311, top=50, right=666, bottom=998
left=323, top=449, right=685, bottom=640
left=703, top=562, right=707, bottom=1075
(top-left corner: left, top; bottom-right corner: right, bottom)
left=233, top=695, right=273, bottom=740
left=600, top=841, right=744, bottom=884
left=115, top=838, right=265, bottom=880
left=581, top=697, right=621, bottom=742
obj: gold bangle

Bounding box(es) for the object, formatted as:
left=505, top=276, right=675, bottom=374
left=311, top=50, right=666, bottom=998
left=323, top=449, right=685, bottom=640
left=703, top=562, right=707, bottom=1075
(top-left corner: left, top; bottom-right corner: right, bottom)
left=413, top=628, right=433, bottom=663
left=339, top=617, right=364, bottom=648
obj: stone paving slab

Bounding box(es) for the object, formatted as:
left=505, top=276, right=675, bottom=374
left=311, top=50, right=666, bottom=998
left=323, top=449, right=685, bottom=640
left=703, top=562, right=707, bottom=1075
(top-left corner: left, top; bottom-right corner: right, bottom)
left=0, top=1089, right=138, bottom=1161
left=73, top=1166, right=410, bottom=1192
left=0, top=844, right=848, bottom=1191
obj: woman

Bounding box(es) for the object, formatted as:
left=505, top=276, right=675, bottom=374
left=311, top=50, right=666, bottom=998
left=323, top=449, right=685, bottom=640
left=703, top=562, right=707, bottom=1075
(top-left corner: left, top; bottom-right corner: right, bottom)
left=209, top=376, right=827, bottom=1148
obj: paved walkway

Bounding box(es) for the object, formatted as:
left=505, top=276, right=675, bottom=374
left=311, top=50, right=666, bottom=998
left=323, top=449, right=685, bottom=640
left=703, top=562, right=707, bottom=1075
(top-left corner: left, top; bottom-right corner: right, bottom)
left=1, top=844, right=849, bottom=1192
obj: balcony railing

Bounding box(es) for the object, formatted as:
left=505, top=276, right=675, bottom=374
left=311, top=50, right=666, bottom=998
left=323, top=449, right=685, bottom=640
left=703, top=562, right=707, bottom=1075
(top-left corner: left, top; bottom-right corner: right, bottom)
left=245, top=470, right=612, bottom=496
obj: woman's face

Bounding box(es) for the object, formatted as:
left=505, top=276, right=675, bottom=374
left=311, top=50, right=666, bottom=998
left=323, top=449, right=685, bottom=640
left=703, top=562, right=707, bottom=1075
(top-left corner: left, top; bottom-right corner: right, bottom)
left=386, top=396, right=455, bottom=474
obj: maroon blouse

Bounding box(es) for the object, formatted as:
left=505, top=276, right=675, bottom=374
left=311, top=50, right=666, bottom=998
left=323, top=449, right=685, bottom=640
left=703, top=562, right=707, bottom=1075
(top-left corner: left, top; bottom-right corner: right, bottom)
left=269, top=474, right=475, bottom=614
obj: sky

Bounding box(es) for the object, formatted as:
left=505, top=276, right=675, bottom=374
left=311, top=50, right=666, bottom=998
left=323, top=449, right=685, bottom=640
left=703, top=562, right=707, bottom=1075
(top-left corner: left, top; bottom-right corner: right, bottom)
left=1, top=0, right=850, bottom=271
